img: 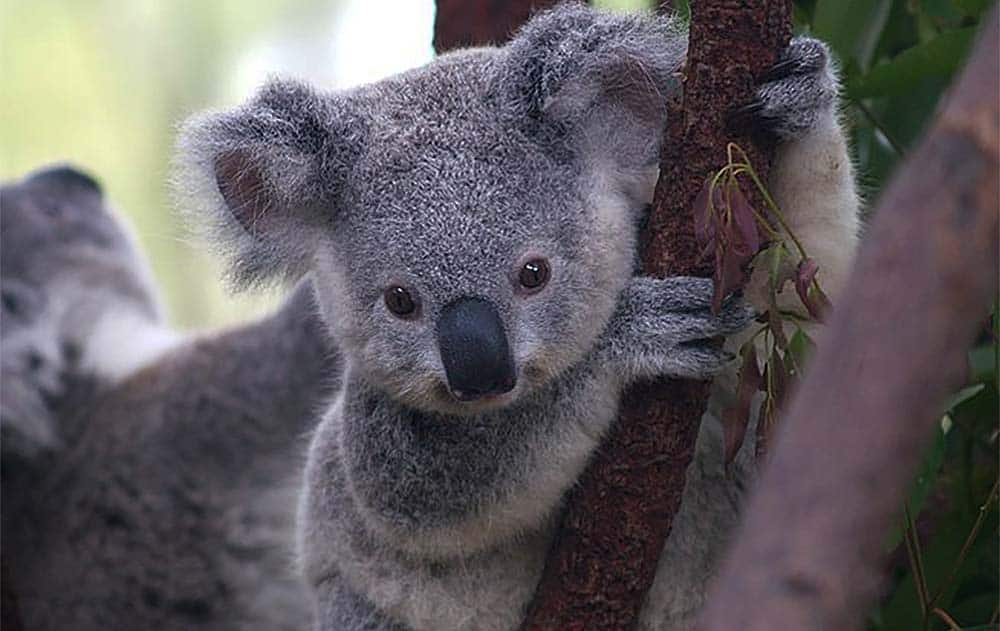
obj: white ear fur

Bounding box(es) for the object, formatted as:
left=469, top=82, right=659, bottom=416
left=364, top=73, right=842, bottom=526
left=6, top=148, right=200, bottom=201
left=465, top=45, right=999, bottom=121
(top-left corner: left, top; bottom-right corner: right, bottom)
left=175, top=79, right=365, bottom=289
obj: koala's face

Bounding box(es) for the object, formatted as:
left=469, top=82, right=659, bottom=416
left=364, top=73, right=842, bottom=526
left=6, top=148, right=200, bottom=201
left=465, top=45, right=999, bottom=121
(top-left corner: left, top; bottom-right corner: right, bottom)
left=314, top=62, right=636, bottom=413
left=181, top=6, right=684, bottom=414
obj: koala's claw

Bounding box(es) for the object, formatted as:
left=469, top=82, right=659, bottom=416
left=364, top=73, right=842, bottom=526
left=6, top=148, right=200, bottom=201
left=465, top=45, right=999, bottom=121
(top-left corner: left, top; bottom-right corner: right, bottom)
left=761, top=38, right=829, bottom=82
left=671, top=300, right=755, bottom=343
left=729, top=36, right=837, bottom=141
left=726, top=100, right=779, bottom=136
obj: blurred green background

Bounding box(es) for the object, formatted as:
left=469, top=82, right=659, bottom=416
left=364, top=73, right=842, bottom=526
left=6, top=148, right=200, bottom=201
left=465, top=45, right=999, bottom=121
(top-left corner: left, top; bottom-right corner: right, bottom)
left=1, top=0, right=436, bottom=328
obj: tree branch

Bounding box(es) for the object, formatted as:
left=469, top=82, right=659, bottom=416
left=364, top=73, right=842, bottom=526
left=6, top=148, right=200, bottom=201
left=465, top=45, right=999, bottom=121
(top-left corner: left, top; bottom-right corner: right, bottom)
left=521, top=2, right=792, bottom=630
left=433, top=0, right=561, bottom=54
left=697, top=10, right=1000, bottom=630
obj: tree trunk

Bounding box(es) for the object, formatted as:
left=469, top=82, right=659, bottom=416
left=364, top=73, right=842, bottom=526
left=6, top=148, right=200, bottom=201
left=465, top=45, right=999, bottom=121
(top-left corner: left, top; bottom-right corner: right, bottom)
left=697, top=11, right=999, bottom=630
left=433, top=0, right=561, bottom=53
left=521, top=2, right=792, bottom=630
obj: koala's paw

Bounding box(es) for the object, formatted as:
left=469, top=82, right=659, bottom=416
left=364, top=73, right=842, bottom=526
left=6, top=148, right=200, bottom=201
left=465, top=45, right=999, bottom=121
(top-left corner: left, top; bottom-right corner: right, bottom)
left=606, top=277, right=754, bottom=381
left=729, top=37, right=838, bottom=140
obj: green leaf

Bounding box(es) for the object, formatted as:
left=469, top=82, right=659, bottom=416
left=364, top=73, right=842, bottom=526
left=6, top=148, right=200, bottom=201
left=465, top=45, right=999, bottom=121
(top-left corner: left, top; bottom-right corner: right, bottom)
left=848, top=27, right=976, bottom=98
left=813, top=0, right=892, bottom=68
left=765, top=242, right=790, bottom=298
left=945, top=384, right=987, bottom=412
left=787, top=326, right=815, bottom=375
left=919, top=0, right=966, bottom=29
left=968, top=345, right=996, bottom=383
left=953, top=0, right=994, bottom=18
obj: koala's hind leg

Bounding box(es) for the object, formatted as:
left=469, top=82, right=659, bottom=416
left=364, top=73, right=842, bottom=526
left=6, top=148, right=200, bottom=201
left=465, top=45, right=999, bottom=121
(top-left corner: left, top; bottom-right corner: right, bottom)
left=746, top=38, right=863, bottom=312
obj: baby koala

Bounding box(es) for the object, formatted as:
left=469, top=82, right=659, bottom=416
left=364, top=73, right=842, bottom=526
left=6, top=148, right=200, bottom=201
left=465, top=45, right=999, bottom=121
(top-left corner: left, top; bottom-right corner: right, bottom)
left=179, top=5, right=860, bottom=630
left=0, top=165, right=177, bottom=464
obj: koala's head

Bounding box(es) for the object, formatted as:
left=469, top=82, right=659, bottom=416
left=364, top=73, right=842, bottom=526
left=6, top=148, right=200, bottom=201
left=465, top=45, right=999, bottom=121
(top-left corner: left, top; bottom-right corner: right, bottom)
left=0, top=165, right=162, bottom=454
left=179, top=5, right=683, bottom=414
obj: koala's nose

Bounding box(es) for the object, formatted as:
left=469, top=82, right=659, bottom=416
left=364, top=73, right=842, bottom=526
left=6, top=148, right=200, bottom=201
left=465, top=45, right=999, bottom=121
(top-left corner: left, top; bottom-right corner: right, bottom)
left=437, top=297, right=516, bottom=401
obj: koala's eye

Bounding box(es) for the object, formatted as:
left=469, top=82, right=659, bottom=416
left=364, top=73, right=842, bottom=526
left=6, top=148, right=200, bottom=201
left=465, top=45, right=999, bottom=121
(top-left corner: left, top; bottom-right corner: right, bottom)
left=518, top=258, right=550, bottom=293
left=384, top=286, right=418, bottom=319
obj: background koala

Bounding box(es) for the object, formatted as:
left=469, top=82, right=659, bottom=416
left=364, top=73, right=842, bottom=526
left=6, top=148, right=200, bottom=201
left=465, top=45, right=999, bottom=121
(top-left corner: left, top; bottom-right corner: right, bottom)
left=0, top=165, right=177, bottom=466
left=180, top=4, right=859, bottom=631
left=1, top=167, right=341, bottom=630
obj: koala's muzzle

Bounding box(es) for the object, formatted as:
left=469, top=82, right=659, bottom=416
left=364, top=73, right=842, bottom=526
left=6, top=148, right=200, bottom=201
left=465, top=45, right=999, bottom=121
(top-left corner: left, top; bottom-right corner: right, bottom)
left=437, top=297, right=516, bottom=401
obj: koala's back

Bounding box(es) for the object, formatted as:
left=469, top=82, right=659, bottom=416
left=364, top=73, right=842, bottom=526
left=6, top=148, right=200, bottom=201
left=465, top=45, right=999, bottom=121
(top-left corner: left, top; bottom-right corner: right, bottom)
left=4, top=284, right=341, bottom=630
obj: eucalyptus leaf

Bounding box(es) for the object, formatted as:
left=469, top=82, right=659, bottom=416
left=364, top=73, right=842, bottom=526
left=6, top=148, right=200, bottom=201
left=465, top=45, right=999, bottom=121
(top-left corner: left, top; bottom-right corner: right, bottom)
left=848, top=27, right=976, bottom=98
left=953, top=0, right=994, bottom=17
left=945, top=384, right=986, bottom=412
left=813, top=0, right=892, bottom=68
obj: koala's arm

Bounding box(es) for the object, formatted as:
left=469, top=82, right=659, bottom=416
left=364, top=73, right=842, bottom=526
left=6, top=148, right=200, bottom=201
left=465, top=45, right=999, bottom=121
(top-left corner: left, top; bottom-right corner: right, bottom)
left=596, top=276, right=753, bottom=385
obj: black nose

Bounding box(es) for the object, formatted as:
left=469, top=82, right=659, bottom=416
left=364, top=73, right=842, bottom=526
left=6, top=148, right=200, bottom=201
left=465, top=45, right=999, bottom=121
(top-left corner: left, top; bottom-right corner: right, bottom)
left=437, top=297, right=516, bottom=401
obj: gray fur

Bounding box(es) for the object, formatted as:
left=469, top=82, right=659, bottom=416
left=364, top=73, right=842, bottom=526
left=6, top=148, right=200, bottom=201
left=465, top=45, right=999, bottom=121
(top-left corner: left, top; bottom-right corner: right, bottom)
left=176, top=5, right=856, bottom=631
left=0, top=165, right=165, bottom=462
left=3, top=280, right=342, bottom=630
left=1, top=167, right=342, bottom=630
left=752, top=37, right=839, bottom=139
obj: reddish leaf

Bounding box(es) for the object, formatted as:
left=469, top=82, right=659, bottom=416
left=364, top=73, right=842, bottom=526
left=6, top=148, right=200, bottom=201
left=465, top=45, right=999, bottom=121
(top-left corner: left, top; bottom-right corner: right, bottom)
left=711, top=246, right=727, bottom=314
left=693, top=178, right=715, bottom=246
left=723, top=344, right=763, bottom=466
left=729, top=180, right=761, bottom=255
left=712, top=244, right=748, bottom=314
left=795, top=258, right=829, bottom=322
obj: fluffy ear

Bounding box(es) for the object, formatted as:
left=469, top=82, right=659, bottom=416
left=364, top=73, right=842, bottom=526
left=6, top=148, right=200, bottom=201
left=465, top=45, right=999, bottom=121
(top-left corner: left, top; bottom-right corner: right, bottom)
left=176, top=79, right=366, bottom=287
left=494, top=4, right=685, bottom=188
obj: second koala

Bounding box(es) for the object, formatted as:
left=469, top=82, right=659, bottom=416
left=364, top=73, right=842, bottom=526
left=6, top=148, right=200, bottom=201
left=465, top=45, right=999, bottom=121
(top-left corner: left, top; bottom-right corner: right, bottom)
left=180, top=5, right=860, bottom=630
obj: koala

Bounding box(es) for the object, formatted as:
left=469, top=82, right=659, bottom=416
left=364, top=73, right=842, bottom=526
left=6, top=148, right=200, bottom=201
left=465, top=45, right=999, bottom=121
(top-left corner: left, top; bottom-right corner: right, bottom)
left=176, top=5, right=861, bottom=631
left=0, top=165, right=177, bottom=467
left=1, top=167, right=341, bottom=630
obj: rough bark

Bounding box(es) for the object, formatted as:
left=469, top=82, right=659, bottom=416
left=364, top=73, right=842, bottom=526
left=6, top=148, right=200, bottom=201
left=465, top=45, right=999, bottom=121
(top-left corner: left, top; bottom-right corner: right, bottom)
left=433, top=0, right=561, bottom=53
left=521, top=2, right=792, bottom=630
left=697, top=11, right=1000, bottom=631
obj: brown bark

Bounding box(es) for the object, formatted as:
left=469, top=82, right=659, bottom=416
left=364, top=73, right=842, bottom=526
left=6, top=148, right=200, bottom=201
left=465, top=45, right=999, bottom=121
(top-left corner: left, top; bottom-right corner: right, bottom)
left=433, top=0, right=561, bottom=53
left=697, top=11, right=1000, bottom=631
left=521, top=3, right=792, bottom=630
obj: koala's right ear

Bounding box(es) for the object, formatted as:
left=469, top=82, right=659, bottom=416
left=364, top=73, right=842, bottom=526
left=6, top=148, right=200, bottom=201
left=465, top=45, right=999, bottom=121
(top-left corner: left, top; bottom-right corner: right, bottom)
left=493, top=4, right=685, bottom=201
left=176, top=79, right=366, bottom=287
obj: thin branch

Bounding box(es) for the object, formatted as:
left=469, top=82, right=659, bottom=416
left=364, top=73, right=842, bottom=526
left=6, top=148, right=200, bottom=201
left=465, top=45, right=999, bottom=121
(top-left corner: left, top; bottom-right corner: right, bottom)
left=852, top=98, right=906, bottom=156
left=927, top=478, right=1000, bottom=606
left=930, top=608, right=962, bottom=631
left=902, top=503, right=930, bottom=617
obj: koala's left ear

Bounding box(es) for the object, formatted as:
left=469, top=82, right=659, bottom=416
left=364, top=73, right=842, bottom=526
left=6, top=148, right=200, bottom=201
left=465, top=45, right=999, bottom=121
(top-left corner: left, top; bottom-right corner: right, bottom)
left=176, top=79, right=366, bottom=287
left=494, top=4, right=684, bottom=186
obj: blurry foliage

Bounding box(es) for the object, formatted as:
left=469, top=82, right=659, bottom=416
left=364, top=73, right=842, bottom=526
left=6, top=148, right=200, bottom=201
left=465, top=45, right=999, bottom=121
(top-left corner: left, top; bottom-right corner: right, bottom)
left=1, top=1, right=996, bottom=626
left=791, top=3, right=998, bottom=629
left=648, top=1, right=998, bottom=628
left=1, top=0, right=340, bottom=328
